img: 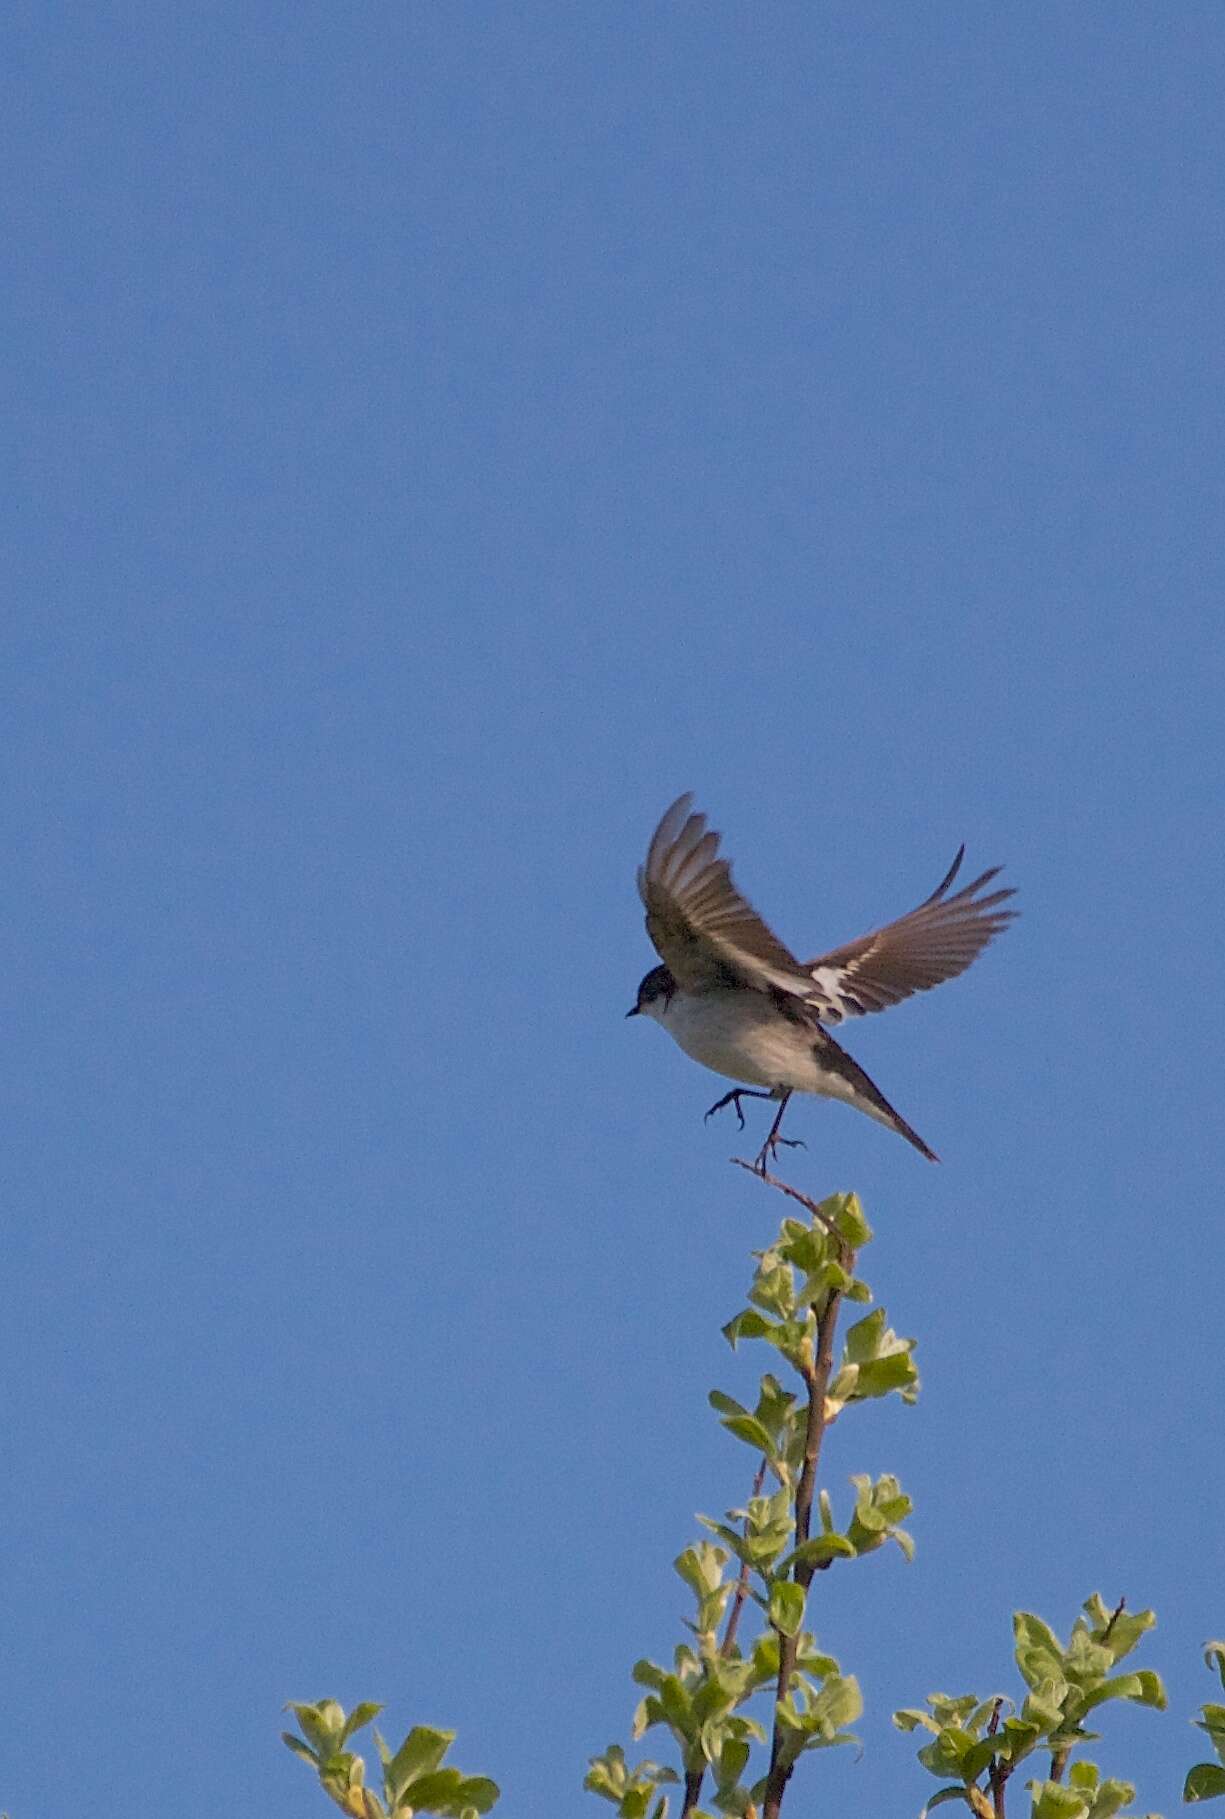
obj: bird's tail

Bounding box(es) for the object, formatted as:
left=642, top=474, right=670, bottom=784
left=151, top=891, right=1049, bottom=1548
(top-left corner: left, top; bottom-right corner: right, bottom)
left=816, top=1028, right=939, bottom=1162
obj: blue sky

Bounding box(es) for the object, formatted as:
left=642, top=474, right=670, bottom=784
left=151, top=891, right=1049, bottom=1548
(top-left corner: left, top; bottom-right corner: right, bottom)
left=4, top=5, right=1224, bottom=1815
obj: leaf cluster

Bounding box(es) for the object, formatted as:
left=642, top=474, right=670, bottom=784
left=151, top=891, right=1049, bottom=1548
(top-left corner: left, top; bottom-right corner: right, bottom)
left=283, top=1699, right=498, bottom=1818
left=584, top=1744, right=679, bottom=1819
left=894, top=1595, right=1167, bottom=1819
left=720, top=1196, right=877, bottom=1375
left=589, top=1191, right=916, bottom=1817
left=630, top=1552, right=861, bottom=1811
left=278, top=1185, right=1221, bottom=1819
left=1185, top=1643, right=1225, bottom=1804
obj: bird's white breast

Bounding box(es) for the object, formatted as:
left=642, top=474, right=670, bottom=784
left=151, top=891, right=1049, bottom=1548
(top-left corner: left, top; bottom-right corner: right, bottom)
left=650, top=988, right=827, bottom=1094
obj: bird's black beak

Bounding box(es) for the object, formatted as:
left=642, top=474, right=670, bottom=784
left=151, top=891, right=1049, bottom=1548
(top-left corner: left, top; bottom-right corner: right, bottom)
left=625, top=1005, right=640, bottom=1018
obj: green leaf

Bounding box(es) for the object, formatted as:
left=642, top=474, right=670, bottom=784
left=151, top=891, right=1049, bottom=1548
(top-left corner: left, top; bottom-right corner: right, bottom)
left=1023, top=1682, right=1068, bottom=1731
left=827, top=1191, right=872, bottom=1247
left=783, top=1534, right=856, bottom=1571
left=1014, top=1615, right=1065, bottom=1688
left=696, top=1518, right=751, bottom=1560
left=854, top=1352, right=920, bottom=1397
left=769, top=1581, right=807, bottom=1638
left=795, top=1639, right=840, bottom=1681
left=1078, top=1670, right=1167, bottom=1715
left=1205, top=1644, right=1225, bottom=1693
left=319, top=1752, right=362, bottom=1796
left=997, top=1717, right=1042, bottom=1764
left=1085, top=1777, right=1136, bottom=1819
left=1187, top=1763, right=1225, bottom=1803
left=921, top=1792, right=974, bottom=1815
left=385, top=1726, right=455, bottom=1801
left=721, top=1413, right=778, bottom=1454
left=1028, top=1782, right=1088, bottom=1819
left=1128, top=1669, right=1166, bottom=1710
left=692, top=1678, right=737, bottom=1730
left=396, top=1767, right=498, bottom=1815
left=960, top=1737, right=1002, bottom=1782
left=811, top=1674, right=864, bottom=1732
left=287, top=1700, right=345, bottom=1758
left=342, top=1703, right=385, bottom=1746
left=657, top=1674, right=695, bottom=1730
left=583, top=1751, right=624, bottom=1800
left=917, top=1728, right=977, bottom=1778
left=894, top=1709, right=940, bottom=1735
left=712, top=1736, right=751, bottom=1790
left=1094, top=1608, right=1154, bottom=1665
left=452, top=1776, right=499, bottom=1814
left=756, top=1373, right=798, bottom=1422
left=709, top=1390, right=749, bottom=1418
left=750, top=1262, right=797, bottom=1317
left=843, top=1307, right=886, bottom=1362
left=675, top=1544, right=728, bottom=1601
left=282, top=1732, right=319, bottom=1766
left=722, top=1310, right=773, bottom=1347
left=927, top=1695, right=986, bottom=1728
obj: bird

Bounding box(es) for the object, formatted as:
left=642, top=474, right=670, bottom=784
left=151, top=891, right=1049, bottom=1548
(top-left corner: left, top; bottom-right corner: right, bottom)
left=626, top=793, right=1017, bottom=1171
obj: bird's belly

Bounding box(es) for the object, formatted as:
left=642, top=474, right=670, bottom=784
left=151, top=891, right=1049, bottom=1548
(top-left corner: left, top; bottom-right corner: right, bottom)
left=662, top=992, right=822, bottom=1093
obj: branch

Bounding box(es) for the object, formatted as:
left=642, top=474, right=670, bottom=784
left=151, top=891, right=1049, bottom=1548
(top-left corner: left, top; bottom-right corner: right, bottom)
left=740, top=1166, right=850, bottom=1819
left=681, top=1767, right=704, bottom=1818
left=730, top=1160, right=851, bottom=1262
left=721, top=1458, right=769, bottom=1659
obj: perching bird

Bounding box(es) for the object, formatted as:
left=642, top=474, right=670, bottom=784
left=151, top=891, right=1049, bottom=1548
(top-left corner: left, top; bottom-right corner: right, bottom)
left=626, top=794, right=1017, bottom=1170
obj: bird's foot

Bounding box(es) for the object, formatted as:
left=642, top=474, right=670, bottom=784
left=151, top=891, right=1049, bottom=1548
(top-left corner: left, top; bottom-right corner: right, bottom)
left=704, top=1087, right=772, bottom=1131
left=751, top=1132, right=807, bottom=1176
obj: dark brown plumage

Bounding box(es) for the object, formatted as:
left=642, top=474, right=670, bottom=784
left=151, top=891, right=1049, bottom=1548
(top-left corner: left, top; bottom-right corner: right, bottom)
left=630, top=794, right=1017, bottom=1167
left=805, top=844, right=1017, bottom=1022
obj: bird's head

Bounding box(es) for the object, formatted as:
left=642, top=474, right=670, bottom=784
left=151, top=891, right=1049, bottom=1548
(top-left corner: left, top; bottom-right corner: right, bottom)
left=626, top=964, right=676, bottom=1021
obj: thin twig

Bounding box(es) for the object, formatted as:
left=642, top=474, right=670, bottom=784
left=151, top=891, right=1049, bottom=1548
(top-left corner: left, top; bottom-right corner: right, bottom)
left=721, top=1458, right=769, bottom=1659
left=730, top=1160, right=850, bottom=1261
left=1102, top=1595, right=1126, bottom=1642
left=680, top=1767, right=704, bottom=1817
left=983, top=1696, right=1010, bottom=1819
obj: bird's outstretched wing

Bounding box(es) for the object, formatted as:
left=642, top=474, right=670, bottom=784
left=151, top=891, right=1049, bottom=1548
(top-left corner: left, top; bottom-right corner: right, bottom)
left=638, top=794, right=817, bottom=996
left=804, top=846, right=1017, bottom=1022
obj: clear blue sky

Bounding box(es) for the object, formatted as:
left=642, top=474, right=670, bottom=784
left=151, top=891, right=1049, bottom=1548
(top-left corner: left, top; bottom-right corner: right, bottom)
left=4, top=6, right=1224, bottom=1815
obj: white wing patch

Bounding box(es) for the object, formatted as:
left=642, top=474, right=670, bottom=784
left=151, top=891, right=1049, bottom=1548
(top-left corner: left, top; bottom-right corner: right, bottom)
left=807, top=965, right=853, bottom=1022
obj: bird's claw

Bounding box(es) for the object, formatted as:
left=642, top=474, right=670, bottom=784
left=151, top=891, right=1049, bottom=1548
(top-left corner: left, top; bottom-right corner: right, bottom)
left=751, top=1133, right=806, bottom=1175
left=704, top=1089, right=748, bottom=1130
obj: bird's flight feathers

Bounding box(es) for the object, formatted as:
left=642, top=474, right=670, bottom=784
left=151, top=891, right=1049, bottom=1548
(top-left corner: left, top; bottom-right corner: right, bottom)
left=639, top=794, right=1016, bottom=1020
left=805, top=845, right=1017, bottom=1021
left=637, top=793, right=817, bottom=996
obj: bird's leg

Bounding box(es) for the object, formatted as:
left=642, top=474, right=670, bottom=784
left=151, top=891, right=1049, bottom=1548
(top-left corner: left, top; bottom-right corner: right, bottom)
left=752, top=1091, right=805, bottom=1175
left=704, top=1086, right=775, bottom=1131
